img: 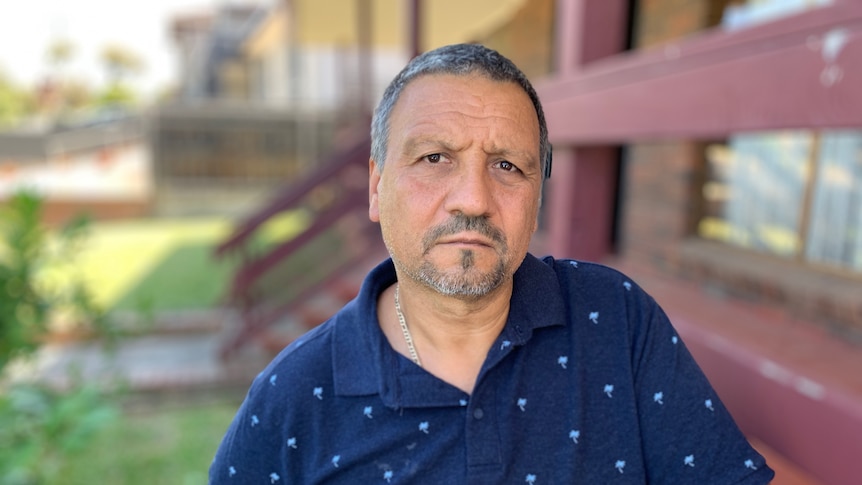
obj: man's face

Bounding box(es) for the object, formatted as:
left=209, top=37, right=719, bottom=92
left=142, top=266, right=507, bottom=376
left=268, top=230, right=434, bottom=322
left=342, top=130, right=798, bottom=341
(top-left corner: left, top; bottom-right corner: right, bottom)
left=369, top=73, right=542, bottom=298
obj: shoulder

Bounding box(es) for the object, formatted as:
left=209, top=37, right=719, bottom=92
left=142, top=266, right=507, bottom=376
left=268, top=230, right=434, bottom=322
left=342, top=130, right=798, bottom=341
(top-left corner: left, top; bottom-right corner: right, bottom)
left=246, top=308, right=346, bottom=404
left=541, top=255, right=640, bottom=288
left=536, top=255, right=656, bottom=312
left=209, top=316, right=342, bottom=483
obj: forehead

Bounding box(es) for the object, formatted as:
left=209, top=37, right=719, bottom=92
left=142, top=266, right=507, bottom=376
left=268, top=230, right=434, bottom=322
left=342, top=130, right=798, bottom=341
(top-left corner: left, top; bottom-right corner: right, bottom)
left=389, top=73, right=540, bottom=147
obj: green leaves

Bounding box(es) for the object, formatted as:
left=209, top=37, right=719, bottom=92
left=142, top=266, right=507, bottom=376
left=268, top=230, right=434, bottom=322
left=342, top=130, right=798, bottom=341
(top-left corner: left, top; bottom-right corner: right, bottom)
left=1, top=191, right=50, bottom=371
left=0, top=190, right=106, bottom=375
left=0, top=190, right=120, bottom=484
left=0, top=381, right=119, bottom=484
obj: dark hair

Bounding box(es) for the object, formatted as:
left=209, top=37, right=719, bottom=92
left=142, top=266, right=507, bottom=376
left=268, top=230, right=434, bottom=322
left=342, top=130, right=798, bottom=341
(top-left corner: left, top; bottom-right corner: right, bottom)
left=370, top=43, right=550, bottom=177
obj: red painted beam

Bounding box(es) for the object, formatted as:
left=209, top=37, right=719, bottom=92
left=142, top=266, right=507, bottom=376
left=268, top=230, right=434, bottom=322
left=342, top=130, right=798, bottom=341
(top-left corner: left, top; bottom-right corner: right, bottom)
left=538, top=3, right=862, bottom=144
left=545, top=147, right=618, bottom=260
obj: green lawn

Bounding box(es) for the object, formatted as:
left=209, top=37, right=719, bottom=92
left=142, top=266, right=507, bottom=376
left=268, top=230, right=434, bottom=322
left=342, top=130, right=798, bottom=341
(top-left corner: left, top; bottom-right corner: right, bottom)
left=56, top=402, right=238, bottom=485
left=66, top=212, right=307, bottom=313
left=25, top=213, right=308, bottom=484
left=49, top=213, right=305, bottom=481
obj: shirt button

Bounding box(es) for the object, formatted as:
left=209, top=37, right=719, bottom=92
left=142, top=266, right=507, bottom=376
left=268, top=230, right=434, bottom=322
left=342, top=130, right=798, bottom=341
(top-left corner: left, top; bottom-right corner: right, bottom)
left=473, top=408, right=484, bottom=420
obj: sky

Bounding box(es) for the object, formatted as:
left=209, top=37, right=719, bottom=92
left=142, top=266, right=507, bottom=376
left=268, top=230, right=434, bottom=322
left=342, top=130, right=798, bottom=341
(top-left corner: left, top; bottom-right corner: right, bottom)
left=0, top=0, right=238, bottom=99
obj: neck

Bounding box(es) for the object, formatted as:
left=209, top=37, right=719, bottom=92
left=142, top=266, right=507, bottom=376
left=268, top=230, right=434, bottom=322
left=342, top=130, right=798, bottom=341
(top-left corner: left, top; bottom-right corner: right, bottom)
left=379, top=277, right=512, bottom=393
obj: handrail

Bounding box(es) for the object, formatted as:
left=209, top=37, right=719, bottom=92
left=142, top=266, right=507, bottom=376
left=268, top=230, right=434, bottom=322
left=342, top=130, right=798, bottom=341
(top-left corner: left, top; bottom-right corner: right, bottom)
left=232, top=190, right=367, bottom=291
left=215, top=132, right=371, bottom=258
left=215, top=132, right=377, bottom=358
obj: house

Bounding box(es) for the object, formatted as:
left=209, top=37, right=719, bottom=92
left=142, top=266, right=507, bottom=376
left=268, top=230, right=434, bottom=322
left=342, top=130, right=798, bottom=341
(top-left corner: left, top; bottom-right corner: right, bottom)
left=156, top=0, right=549, bottom=217
left=538, top=1, right=862, bottom=483
left=216, top=0, right=861, bottom=482
left=0, top=117, right=151, bottom=225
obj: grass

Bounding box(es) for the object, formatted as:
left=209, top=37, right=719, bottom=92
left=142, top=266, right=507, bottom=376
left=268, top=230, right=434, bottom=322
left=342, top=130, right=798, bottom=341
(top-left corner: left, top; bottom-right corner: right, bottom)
left=29, top=212, right=311, bottom=483
left=56, top=401, right=239, bottom=485
left=61, top=211, right=308, bottom=313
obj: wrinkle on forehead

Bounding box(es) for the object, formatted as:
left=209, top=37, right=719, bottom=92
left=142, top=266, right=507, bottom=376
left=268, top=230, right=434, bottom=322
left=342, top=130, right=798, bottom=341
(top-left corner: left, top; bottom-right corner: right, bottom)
left=395, top=79, right=538, bottom=151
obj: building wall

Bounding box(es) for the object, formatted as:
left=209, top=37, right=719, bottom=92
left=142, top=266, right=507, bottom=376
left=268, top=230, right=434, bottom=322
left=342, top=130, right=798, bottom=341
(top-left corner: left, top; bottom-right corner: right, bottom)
left=421, top=0, right=530, bottom=50
left=621, top=0, right=718, bottom=270
left=633, top=0, right=731, bottom=47
left=618, top=0, right=862, bottom=336
left=241, top=0, right=540, bottom=110
left=478, top=0, right=555, bottom=80
left=619, top=142, right=703, bottom=266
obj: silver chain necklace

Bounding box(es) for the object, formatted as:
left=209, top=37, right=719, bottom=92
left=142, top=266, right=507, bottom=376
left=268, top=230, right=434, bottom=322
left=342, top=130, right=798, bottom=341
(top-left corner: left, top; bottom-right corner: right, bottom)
left=394, top=284, right=422, bottom=367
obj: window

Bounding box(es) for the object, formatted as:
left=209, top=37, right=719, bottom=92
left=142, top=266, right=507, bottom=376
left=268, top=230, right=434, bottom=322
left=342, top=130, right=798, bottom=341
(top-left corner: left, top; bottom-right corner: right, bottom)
left=807, top=132, right=862, bottom=269
left=722, top=0, right=833, bottom=32
left=699, top=130, right=862, bottom=273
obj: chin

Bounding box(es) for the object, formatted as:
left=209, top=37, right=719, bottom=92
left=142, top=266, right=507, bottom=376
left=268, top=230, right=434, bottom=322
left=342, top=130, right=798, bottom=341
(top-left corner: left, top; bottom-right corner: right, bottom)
left=415, top=259, right=508, bottom=298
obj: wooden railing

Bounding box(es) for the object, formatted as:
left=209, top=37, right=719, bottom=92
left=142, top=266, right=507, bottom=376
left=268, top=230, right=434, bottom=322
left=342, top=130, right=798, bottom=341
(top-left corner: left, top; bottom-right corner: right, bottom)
left=214, top=130, right=383, bottom=358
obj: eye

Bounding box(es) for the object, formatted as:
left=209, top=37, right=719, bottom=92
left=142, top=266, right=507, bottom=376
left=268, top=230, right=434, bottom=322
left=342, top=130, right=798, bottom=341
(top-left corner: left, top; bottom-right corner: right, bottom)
left=423, top=153, right=442, bottom=163
left=496, top=160, right=520, bottom=172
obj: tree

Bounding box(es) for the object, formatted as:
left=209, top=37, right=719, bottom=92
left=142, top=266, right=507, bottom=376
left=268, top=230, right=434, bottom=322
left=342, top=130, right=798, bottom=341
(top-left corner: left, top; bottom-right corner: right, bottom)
left=44, top=39, right=96, bottom=119
left=0, top=70, right=34, bottom=128
left=96, top=83, right=136, bottom=107
left=46, top=39, right=75, bottom=77
left=60, top=79, right=93, bottom=112
left=100, top=44, right=144, bottom=85
left=98, top=44, right=145, bottom=109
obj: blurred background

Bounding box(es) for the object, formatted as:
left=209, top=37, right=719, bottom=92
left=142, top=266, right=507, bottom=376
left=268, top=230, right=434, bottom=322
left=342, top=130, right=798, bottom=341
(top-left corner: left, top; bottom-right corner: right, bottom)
left=0, top=0, right=859, bottom=483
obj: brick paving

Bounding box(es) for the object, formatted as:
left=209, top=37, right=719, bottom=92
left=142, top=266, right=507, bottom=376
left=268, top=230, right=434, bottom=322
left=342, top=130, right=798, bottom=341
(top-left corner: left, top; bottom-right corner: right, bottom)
left=15, top=309, right=271, bottom=395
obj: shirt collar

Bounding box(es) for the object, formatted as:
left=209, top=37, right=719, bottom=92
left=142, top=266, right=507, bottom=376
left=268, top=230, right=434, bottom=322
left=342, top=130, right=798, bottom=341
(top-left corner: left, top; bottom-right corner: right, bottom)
left=333, top=254, right=566, bottom=406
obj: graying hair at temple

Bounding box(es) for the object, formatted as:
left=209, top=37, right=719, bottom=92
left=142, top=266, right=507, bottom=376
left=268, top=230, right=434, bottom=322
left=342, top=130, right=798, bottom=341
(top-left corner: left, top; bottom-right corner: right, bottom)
left=370, top=43, right=550, bottom=176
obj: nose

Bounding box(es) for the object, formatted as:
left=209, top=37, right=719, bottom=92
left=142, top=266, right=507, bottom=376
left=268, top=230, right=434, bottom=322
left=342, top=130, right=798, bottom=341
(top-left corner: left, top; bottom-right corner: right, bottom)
left=444, top=159, right=493, bottom=218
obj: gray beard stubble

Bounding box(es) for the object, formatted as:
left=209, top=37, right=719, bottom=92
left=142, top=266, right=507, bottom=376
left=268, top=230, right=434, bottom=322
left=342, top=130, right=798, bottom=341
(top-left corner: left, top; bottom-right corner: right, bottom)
left=396, top=214, right=509, bottom=298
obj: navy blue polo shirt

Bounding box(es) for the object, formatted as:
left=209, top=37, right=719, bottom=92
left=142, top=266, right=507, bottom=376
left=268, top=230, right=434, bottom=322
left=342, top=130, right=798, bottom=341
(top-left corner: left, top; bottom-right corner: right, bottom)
left=210, top=255, right=774, bottom=484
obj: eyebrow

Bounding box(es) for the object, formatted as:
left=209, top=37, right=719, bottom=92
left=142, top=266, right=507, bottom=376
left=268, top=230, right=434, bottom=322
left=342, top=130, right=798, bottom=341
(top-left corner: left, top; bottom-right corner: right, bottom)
left=401, top=136, right=460, bottom=156
left=402, top=136, right=538, bottom=166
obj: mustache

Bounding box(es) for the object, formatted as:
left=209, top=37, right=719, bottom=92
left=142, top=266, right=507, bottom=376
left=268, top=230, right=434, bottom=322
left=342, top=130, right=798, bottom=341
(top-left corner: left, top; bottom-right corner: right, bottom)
left=421, top=214, right=507, bottom=254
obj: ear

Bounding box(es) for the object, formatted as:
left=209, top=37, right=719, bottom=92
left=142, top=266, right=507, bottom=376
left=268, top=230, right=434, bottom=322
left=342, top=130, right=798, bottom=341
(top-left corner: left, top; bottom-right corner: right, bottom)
left=369, top=158, right=382, bottom=222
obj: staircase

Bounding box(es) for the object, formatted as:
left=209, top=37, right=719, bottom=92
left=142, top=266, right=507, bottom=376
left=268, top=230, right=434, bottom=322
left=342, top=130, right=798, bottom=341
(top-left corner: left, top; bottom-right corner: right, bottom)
left=214, top=129, right=387, bottom=359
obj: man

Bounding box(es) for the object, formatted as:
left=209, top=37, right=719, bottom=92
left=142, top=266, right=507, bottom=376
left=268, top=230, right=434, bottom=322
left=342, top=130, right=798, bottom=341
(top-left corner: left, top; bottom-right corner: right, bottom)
left=211, top=44, right=774, bottom=484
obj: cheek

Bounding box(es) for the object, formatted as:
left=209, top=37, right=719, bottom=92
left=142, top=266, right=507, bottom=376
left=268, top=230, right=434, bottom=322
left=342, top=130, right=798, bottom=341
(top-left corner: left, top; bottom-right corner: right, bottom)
left=388, top=178, right=439, bottom=216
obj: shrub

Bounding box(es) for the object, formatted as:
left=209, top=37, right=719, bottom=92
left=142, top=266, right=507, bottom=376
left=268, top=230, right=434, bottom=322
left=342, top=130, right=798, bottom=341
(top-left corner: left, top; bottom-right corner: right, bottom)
left=0, top=191, right=119, bottom=484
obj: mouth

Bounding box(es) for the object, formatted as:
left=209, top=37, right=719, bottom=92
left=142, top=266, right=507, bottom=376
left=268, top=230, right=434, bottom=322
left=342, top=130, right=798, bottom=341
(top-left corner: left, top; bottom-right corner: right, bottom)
left=420, top=215, right=508, bottom=257
left=435, top=234, right=495, bottom=248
